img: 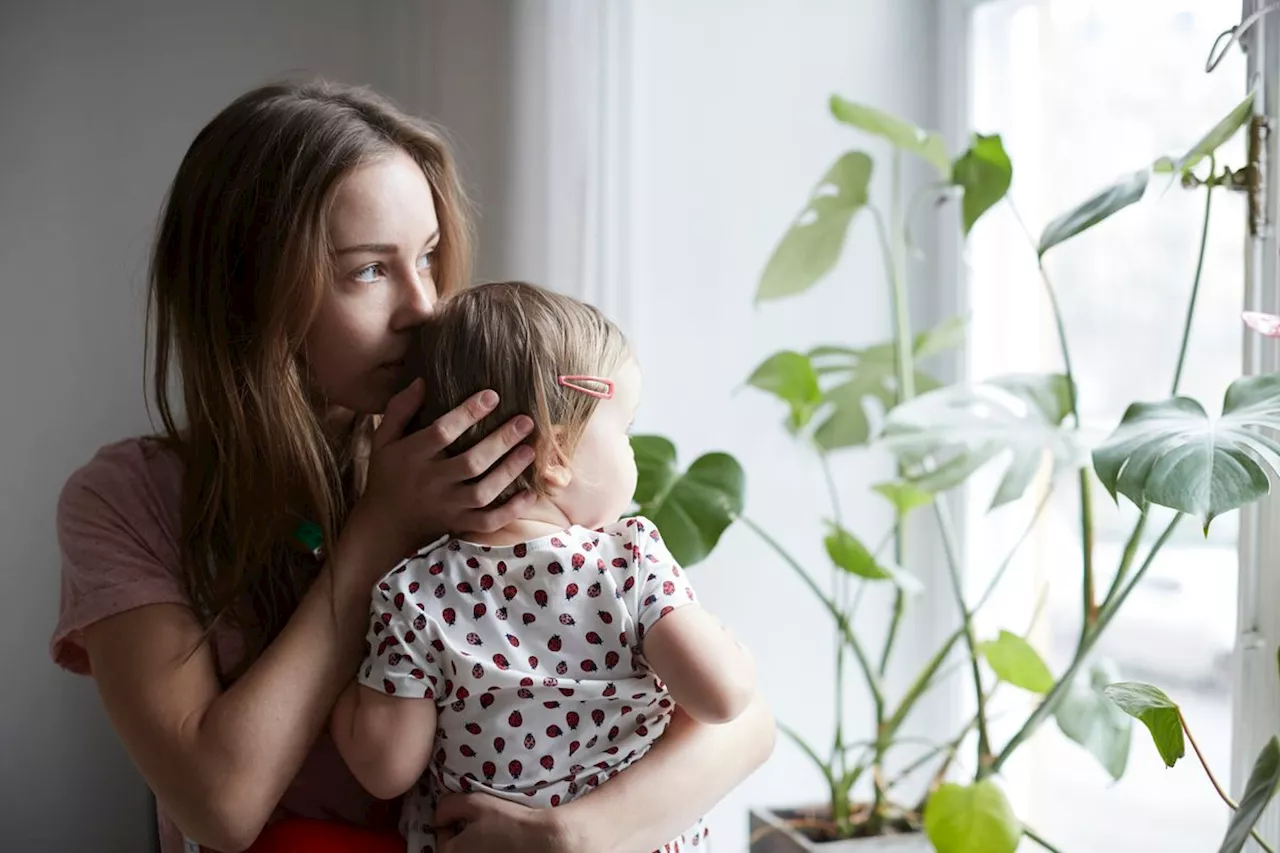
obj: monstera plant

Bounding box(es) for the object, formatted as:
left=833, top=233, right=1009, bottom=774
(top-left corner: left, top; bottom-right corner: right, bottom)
left=632, top=84, right=1280, bottom=853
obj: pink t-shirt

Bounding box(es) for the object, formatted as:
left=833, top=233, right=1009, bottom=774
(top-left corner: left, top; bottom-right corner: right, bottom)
left=50, top=437, right=392, bottom=853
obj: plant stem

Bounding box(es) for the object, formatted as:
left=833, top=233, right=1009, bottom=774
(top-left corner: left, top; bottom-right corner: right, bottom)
left=820, top=453, right=850, bottom=784
left=991, top=514, right=1183, bottom=773
left=932, top=498, right=993, bottom=775
left=1084, top=161, right=1213, bottom=650
left=737, top=514, right=884, bottom=709
left=1180, top=709, right=1277, bottom=853
left=1008, top=199, right=1097, bottom=638
left=1025, top=826, right=1067, bottom=853
left=1171, top=154, right=1216, bottom=396
left=867, top=146, right=918, bottom=828
left=883, top=487, right=1054, bottom=740
left=1098, top=511, right=1147, bottom=619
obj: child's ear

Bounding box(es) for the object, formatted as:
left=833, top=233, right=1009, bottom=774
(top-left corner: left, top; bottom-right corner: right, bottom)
left=539, top=431, right=573, bottom=490
left=541, top=458, right=573, bottom=490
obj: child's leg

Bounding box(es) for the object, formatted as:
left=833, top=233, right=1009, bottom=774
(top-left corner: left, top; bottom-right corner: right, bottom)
left=245, top=818, right=403, bottom=853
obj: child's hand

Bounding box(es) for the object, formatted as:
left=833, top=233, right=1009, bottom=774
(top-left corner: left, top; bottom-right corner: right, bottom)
left=355, top=380, right=538, bottom=557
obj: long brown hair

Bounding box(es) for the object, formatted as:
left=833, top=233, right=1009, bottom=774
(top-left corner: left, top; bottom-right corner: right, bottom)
left=147, top=79, right=472, bottom=674
left=409, top=282, right=630, bottom=505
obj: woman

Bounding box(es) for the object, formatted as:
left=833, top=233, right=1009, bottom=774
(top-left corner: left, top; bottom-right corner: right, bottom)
left=50, top=80, right=774, bottom=853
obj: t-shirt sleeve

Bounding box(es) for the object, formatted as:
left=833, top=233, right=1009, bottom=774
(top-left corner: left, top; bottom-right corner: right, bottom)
left=51, top=443, right=189, bottom=675
left=356, top=567, right=443, bottom=701
left=628, top=517, right=699, bottom=643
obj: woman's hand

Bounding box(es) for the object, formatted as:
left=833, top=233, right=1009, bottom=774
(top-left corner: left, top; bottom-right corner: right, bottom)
left=434, top=793, right=576, bottom=853
left=354, top=379, right=538, bottom=560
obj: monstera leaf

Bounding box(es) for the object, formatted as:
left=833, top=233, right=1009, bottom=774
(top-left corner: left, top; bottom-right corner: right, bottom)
left=757, top=151, right=872, bottom=302
left=828, top=95, right=951, bottom=176
left=630, top=435, right=745, bottom=567
left=1055, top=660, right=1132, bottom=782
left=877, top=373, right=1080, bottom=508
left=746, top=318, right=963, bottom=451
left=1092, top=374, right=1280, bottom=532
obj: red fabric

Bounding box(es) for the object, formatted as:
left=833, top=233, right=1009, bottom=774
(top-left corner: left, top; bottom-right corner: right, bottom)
left=246, top=819, right=403, bottom=853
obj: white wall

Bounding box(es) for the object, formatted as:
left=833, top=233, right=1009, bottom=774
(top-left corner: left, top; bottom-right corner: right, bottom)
left=0, top=2, right=423, bottom=849
left=622, top=1, right=944, bottom=850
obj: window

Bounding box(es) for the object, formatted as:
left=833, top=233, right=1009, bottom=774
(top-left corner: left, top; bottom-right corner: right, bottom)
left=960, top=2, right=1246, bottom=850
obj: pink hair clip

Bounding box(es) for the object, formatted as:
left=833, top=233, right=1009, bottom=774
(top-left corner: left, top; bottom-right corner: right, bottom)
left=557, top=375, right=615, bottom=400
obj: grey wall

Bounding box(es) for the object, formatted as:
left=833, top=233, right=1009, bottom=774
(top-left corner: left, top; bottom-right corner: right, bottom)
left=0, top=2, right=422, bottom=849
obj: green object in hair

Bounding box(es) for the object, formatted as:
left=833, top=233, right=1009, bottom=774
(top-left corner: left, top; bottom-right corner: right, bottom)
left=295, top=521, right=324, bottom=556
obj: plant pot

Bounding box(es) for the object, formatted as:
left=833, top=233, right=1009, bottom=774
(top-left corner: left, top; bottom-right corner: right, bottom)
left=748, top=807, right=931, bottom=853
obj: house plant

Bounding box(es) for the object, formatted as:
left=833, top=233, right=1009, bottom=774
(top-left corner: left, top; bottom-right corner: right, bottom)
left=629, top=81, right=1276, bottom=852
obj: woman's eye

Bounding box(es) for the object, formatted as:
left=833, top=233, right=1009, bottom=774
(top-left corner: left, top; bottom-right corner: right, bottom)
left=353, top=263, right=384, bottom=284
left=417, top=249, right=435, bottom=271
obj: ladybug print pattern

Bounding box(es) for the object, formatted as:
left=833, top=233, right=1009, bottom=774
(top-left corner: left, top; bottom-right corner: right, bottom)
left=358, top=517, right=706, bottom=853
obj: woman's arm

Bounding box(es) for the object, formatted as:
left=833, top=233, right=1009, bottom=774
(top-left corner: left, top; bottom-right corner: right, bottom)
left=331, top=681, right=437, bottom=800
left=83, top=517, right=404, bottom=851
left=81, top=387, right=535, bottom=852
left=435, top=689, right=777, bottom=853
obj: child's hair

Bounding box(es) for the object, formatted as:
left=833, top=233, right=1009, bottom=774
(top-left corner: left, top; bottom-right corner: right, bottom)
left=410, top=281, right=630, bottom=503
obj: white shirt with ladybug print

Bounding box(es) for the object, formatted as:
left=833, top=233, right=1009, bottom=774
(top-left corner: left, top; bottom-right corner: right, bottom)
left=358, top=516, right=712, bottom=853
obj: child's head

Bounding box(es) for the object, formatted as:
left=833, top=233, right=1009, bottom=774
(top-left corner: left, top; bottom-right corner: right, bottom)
left=409, top=281, right=640, bottom=529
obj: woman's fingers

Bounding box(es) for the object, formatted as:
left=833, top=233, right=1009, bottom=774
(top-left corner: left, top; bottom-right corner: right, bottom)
left=373, top=378, right=425, bottom=453
left=406, top=390, right=502, bottom=457
left=442, top=414, right=535, bottom=483
left=462, top=488, right=539, bottom=533
left=433, top=792, right=488, bottom=828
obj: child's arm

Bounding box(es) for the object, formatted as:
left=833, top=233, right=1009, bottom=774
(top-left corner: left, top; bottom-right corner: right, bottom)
left=331, top=680, right=437, bottom=800
left=626, top=518, right=757, bottom=724
left=642, top=606, right=756, bottom=724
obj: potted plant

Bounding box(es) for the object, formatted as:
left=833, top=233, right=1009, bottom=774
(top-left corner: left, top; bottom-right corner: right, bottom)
left=630, top=80, right=1275, bottom=852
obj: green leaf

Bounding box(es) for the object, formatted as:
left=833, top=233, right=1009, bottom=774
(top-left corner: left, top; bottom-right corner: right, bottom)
left=1163, top=90, right=1255, bottom=178
left=823, top=523, right=922, bottom=593
left=758, top=152, right=872, bottom=302
left=872, top=481, right=935, bottom=515
left=914, top=315, right=968, bottom=361
left=1092, top=374, right=1280, bottom=532
left=1103, top=682, right=1185, bottom=768
left=924, top=779, right=1022, bottom=853
left=952, top=134, right=1012, bottom=235
left=829, top=95, right=950, bottom=175
left=745, top=351, right=823, bottom=431
left=1054, top=660, right=1132, bottom=781
left=1038, top=169, right=1149, bottom=257
left=978, top=630, right=1054, bottom=694
left=785, top=344, right=939, bottom=451
left=630, top=435, right=745, bottom=567
left=878, top=373, right=1080, bottom=508
left=1218, top=736, right=1280, bottom=853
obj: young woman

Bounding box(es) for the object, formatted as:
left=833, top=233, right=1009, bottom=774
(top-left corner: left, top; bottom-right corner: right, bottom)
left=49, top=80, right=774, bottom=853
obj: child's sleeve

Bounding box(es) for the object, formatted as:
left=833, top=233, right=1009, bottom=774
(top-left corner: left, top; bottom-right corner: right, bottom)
left=356, top=566, right=444, bottom=700
left=629, top=517, right=700, bottom=643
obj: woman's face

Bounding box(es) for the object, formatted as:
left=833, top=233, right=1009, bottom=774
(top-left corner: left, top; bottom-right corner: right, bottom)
left=305, top=148, right=441, bottom=416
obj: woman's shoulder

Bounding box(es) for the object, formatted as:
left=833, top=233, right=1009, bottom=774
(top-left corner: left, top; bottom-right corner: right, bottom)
left=52, top=436, right=188, bottom=675
left=61, top=435, right=182, bottom=509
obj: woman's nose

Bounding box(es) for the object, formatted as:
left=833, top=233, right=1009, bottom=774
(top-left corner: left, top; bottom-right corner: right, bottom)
left=392, top=272, right=435, bottom=329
